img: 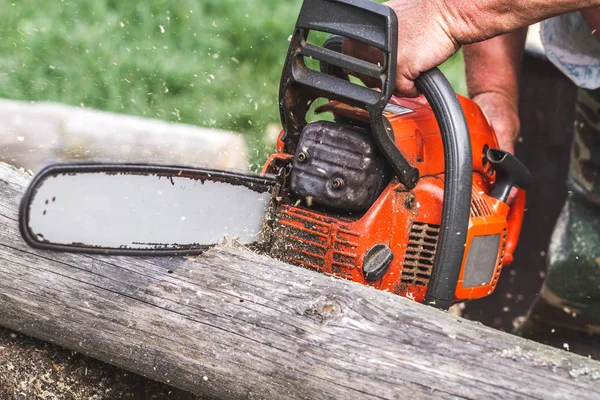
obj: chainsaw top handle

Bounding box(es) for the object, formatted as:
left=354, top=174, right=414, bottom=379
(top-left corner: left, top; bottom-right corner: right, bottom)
left=278, top=0, right=419, bottom=190
left=279, top=0, right=472, bottom=310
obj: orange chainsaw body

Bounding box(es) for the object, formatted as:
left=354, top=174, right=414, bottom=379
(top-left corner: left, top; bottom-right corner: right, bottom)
left=261, top=93, right=525, bottom=304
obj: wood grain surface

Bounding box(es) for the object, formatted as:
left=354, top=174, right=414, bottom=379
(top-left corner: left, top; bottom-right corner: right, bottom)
left=0, top=162, right=599, bottom=399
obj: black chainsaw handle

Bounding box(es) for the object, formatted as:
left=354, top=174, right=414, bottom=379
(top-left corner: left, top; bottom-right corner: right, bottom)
left=278, top=0, right=420, bottom=190
left=416, top=69, right=472, bottom=310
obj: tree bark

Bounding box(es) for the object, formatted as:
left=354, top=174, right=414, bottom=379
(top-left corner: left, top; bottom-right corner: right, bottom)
left=0, top=162, right=599, bottom=399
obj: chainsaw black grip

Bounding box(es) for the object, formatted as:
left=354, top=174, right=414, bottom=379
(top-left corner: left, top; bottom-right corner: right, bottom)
left=417, top=68, right=473, bottom=310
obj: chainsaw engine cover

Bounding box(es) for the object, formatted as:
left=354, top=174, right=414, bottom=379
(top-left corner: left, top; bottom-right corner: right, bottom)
left=290, top=121, right=391, bottom=213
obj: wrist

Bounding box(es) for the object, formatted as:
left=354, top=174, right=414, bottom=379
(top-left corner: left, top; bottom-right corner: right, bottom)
left=471, top=91, right=520, bottom=154
left=467, top=75, right=520, bottom=112
left=462, top=30, right=527, bottom=112
left=472, top=91, right=519, bottom=114
left=440, top=0, right=521, bottom=44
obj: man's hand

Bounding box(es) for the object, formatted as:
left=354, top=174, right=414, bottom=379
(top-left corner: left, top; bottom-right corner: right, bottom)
left=473, top=92, right=522, bottom=205
left=343, top=0, right=459, bottom=97
left=463, top=30, right=528, bottom=155
left=472, top=92, right=520, bottom=155
left=381, top=0, right=460, bottom=97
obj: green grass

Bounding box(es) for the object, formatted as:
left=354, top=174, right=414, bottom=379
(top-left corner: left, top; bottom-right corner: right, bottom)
left=0, top=0, right=465, bottom=168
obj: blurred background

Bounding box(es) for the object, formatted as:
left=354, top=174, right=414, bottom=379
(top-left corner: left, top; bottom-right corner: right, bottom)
left=0, top=0, right=466, bottom=171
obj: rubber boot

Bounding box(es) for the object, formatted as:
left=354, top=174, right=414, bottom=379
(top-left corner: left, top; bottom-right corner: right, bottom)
left=515, top=87, right=600, bottom=359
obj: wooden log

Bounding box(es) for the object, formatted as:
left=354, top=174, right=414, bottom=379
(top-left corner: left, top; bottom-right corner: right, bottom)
left=0, top=98, right=249, bottom=174
left=0, top=161, right=599, bottom=399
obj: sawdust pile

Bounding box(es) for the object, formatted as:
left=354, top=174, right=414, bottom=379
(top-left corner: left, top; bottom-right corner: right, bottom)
left=0, top=328, right=201, bottom=400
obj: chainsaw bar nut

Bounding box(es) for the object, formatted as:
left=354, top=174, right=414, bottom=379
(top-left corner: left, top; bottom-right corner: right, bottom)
left=297, top=151, right=309, bottom=163
left=331, top=177, right=345, bottom=190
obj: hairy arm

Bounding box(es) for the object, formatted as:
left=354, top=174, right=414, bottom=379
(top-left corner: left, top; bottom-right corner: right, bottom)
left=461, top=30, right=527, bottom=205
left=445, top=1, right=600, bottom=43
left=374, top=0, right=600, bottom=96
left=462, top=29, right=528, bottom=155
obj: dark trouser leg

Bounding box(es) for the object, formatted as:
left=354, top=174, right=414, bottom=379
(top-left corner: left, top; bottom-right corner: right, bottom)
left=515, top=87, right=600, bottom=358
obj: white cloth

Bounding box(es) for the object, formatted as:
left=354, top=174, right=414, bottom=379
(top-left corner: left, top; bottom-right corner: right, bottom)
left=540, top=12, right=600, bottom=89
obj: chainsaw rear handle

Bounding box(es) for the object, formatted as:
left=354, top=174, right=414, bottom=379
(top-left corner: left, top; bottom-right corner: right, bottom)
left=486, top=148, right=533, bottom=202
left=279, top=0, right=472, bottom=310
left=484, top=148, right=532, bottom=265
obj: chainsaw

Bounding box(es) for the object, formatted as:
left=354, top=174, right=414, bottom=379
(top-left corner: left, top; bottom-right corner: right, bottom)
left=17, top=0, right=532, bottom=310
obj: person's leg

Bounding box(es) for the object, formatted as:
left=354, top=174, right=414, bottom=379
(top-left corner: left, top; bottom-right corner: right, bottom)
left=515, top=87, right=600, bottom=358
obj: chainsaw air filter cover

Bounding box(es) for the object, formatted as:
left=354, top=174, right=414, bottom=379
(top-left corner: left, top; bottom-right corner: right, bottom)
left=290, top=121, right=391, bottom=214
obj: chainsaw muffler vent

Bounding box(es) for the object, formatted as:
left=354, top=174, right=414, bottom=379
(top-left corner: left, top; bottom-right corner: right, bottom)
left=400, top=222, right=440, bottom=286
left=470, top=188, right=493, bottom=218
left=491, top=228, right=508, bottom=289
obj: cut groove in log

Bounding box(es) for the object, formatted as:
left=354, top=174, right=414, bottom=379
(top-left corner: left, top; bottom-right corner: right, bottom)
left=0, top=161, right=599, bottom=399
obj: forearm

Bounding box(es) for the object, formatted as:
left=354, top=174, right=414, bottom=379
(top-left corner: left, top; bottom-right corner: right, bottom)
left=444, top=0, right=600, bottom=43
left=372, top=0, right=599, bottom=97
left=463, top=29, right=528, bottom=110
left=461, top=30, right=529, bottom=154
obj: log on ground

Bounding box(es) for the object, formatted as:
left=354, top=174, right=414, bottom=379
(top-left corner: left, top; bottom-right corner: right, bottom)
left=0, top=98, right=248, bottom=173
left=0, top=161, right=599, bottom=399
